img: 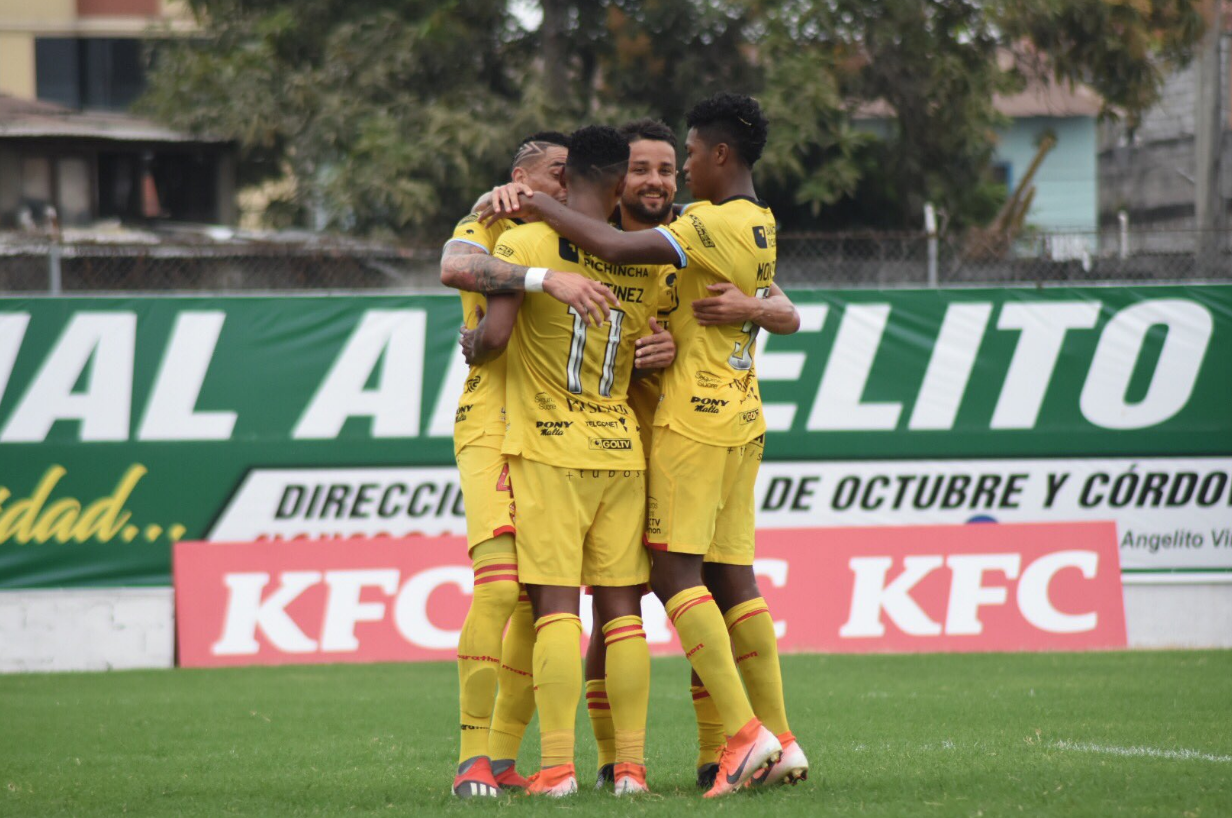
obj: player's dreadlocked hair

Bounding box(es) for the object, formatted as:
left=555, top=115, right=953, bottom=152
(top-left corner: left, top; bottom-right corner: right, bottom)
left=566, top=125, right=630, bottom=184
left=618, top=117, right=677, bottom=148
left=511, top=130, right=571, bottom=172
left=686, top=93, right=768, bottom=167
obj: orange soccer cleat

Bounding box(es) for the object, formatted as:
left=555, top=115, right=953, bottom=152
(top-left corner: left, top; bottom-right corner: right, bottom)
left=491, top=759, right=529, bottom=791
left=452, top=756, right=501, bottom=799
left=526, top=763, right=578, bottom=797
left=747, top=732, right=809, bottom=787
left=702, top=719, right=782, bottom=798
left=612, top=762, right=650, bottom=796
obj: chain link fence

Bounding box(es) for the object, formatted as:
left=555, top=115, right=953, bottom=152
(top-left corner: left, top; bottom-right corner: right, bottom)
left=775, top=228, right=1232, bottom=287
left=0, top=238, right=443, bottom=293
left=1, top=228, right=1228, bottom=294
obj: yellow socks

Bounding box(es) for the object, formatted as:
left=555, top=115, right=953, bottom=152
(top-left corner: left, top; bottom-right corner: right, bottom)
left=457, top=544, right=519, bottom=763
left=725, top=597, right=790, bottom=737
left=665, top=587, right=754, bottom=736
left=490, top=594, right=535, bottom=763
left=533, top=613, right=583, bottom=768
left=586, top=679, right=615, bottom=769
left=602, top=615, right=649, bottom=766
left=691, top=683, right=725, bottom=768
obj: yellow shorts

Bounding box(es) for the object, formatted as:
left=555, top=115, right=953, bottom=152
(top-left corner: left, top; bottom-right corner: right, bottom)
left=507, top=456, right=649, bottom=587
left=645, top=427, right=763, bottom=565
left=456, top=442, right=516, bottom=553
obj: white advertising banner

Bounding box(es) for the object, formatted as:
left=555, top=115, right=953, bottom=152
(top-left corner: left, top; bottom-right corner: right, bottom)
left=208, top=458, right=1232, bottom=579
left=755, top=457, right=1232, bottom=576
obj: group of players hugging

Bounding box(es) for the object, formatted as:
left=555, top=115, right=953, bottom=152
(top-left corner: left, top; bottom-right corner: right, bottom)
left=438, top=93, right=808, bottom=798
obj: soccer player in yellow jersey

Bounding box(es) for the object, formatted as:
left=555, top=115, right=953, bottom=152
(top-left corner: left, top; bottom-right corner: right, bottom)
left=491, top=94, right=806, bottom=796
left=576, top=117, right=802, bottom=793
left=439, top=131, right=575, bottom=799
left=467, top=125, right=674, bottom=797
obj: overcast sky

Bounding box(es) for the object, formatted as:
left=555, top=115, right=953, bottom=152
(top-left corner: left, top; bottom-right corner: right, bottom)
left=510, top=0, right=543, bottom=30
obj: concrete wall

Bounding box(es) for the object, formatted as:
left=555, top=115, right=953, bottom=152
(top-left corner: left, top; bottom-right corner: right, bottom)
left=0, top=32, right=35, bottom=98
left=0, top=583, right=1227, bottom=673
left=0, top=588, right=173, bottom=672
left=1098, top=34, right=1232, bottom=228
left=1123, top=583, right=1232, bottom=649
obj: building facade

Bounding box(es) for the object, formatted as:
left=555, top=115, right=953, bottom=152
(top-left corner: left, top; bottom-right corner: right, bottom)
left=0, top=0, right=194, bottom=110
left=1098, top=19, right=1231, bottom=232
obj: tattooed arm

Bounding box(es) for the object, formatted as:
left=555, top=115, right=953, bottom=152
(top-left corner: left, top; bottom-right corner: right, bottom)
left=440, top=240, right=619, bottom=326
left=440, top=240, right=521, bottom=292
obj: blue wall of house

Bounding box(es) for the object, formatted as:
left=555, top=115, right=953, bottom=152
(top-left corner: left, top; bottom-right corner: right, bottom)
left=993, top=116, right=1098, bottom=231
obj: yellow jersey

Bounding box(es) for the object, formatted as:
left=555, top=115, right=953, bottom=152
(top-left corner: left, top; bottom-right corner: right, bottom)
left=652, top=197, right=776, bottom=446
left=495, top=222, right=664, bottom=470
left=448, top=213, right=520, bottom=454
left=626, top=266, right=680, bottom=459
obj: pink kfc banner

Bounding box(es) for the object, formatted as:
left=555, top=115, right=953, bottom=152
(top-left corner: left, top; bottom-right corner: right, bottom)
left=757, top=521, right=1125, bottom=653
left=173, top=522, right=1125, bottom=668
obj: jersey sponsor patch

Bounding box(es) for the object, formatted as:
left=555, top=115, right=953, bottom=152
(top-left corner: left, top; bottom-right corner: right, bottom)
left=589, top=438, right=633, bottom=451
left=692, top=397, right=729, bottom=414
left=687, top=213, right=716, bottom=248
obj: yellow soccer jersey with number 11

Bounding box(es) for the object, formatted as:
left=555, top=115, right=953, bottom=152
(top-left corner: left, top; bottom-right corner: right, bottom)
left=653, top=196, right=776, bottom=447
left=495, top=222, right=663, bottom=470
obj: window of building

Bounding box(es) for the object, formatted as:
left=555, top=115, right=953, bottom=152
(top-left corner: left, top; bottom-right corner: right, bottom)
left=35, top=38, right=150, bottom=112
left=991, top=161, right=1013, bottom=192
left=13, top=153, right=96, bottom=227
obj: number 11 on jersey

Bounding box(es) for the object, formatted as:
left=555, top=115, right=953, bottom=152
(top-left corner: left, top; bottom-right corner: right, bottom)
left=566, top=306, right=627, bottom=397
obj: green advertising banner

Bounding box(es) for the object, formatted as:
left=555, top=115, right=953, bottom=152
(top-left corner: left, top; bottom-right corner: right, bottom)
left=1, top=286, right=1229, bottom=588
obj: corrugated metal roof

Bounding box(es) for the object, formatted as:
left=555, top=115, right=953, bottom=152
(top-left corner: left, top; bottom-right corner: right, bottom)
left=0, top=94, right=227, bottom=143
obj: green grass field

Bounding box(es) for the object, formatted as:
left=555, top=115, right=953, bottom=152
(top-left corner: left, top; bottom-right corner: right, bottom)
left=2, top=652, right=1230, bottom=817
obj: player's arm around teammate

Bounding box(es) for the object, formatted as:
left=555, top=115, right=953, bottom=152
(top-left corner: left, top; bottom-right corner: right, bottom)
left=494, top=96, right=806, bottom=796
left=493, top=127, right=668, bottom=798
left=443, top=131, right=578, bottom=800
left=693, top=282, right=799, bottom=334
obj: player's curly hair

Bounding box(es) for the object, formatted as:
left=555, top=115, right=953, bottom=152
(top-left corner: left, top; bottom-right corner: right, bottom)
left=566, top=125, right=630, bottom=183
left=686, top=93, right=768, bottom=167
left=618, top=118, right=677, bottom=148
left=511, top=130, right=570, bottom=171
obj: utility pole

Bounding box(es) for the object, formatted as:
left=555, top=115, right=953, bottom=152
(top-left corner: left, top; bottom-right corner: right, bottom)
left=1194, top=0, right=1224, bottom=273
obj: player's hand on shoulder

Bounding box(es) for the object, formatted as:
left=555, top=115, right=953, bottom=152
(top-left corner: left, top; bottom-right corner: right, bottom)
left=481, top=182, right=535, bottom=225
left=634, top=317, right=675, bottom=370
left=543, top=270, right=619, bottom=327
left=692, top=282, right=756, bottom=326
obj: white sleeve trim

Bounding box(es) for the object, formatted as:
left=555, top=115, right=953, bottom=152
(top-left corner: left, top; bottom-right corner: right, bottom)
left=653, top=226, right=688, bottom=269
left=444, top=238, right=491, bottom=254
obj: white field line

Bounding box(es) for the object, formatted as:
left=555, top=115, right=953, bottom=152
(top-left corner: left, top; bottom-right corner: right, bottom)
left=1053, top=741, right=1232, bottom=764
left=847, top=740, right=1232, bottom=764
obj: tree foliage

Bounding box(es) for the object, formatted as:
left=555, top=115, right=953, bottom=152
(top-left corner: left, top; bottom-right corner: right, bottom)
left=141, top=0, right=1206, bottom=238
